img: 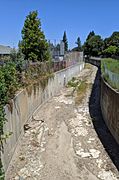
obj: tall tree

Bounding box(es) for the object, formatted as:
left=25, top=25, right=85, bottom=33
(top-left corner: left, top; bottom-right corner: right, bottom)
left=75, top=37, right=82, bottom=51
left=83, top=31, right=95, bottom=56
left=83, top=32, right=103, bottom=57
left=103, top=45, right=117, bottom=57
left=63, top=31, right=68, bottom=52
left=87, top=35, right=103, bottom=56
left=86, top=31, right=95, bottom=41
left=103, top=32, right=119, bottom=56
left=20, top=11, right=50, bottom=62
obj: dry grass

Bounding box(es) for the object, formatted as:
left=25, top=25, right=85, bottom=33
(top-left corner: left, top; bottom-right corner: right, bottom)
left=25, top=73, right=54, bottom=96
left=75, top=81, right=88, bottom=104
left=75, top=81, right=92, bottom=105
left=84, top=63, right=92, bottom=69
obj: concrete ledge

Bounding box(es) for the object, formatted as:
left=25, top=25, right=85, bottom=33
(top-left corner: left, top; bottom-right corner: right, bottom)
left=101, top=77, right=119, bottom=144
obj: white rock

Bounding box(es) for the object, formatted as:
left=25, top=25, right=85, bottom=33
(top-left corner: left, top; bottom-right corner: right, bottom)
left=96, top=159, right=103, bottom=168
left=75, top=127, right=88, bottom=136
left=89, top=138, right=95, bottom=141
left=76, top=150, right=91, bottom=158
left=44, top=127, right=49, bottom=132
left=89, top=149, right=100, bottom=158
left=40, top=148, right=45, bottom=152
left=55, top=106, right=61, bottom=109
left=14, top=176, right=19, bottom=180
left=98, top=169, right=118, bottom=180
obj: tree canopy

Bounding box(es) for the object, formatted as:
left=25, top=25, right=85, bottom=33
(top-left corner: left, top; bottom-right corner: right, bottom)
left=20, top=11, right=50, bottom=62
left=63, top=31, right=68, bottom=52
left=86, top=31, right=95, bottom=41
left=103, top=32, right=119, bottom=57
left=103, top=45, right=118, bottom=57
left=75, top=37, right=82, bottom=51
left=83, top=31, right=103, bottom=57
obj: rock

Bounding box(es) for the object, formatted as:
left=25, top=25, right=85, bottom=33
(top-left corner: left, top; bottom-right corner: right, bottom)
left=24, top=124, right=31, bottom=131
left=76, top=150, right=91, bottom=158
left=55, top=106, right=61, bottom=109
left=14, top=176, right=19, bottom=180
left=19, top=155, right=25, bottom=161
left=89, top=149, right=100, bottom=158
left=98, top=169, right=118, bottom=180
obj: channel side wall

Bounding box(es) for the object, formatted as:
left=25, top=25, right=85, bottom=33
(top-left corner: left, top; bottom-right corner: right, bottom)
left=2, top=62, right=84, bottom=171
left=101, top=77, right=119, bottom=144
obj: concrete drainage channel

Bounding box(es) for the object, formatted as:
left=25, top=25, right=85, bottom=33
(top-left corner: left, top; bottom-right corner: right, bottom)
left=6, top=64, right=119, bottom=180
left=2, top=62, right=84, bottom=175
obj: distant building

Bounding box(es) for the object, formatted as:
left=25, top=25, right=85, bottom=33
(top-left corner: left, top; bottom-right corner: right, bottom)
left=48, top=40, right=65, bottom=62
left=0, top=45, right=13, bottom=64
left=60, top=40, right=64, bottom=56
left=0, top=45, right=12, bottom=60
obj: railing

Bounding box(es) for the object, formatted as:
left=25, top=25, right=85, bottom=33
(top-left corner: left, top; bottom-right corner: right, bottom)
left=0, top=51, right=84, bottom=74
left=103, top=63, right=119, bottom=90
left=53, top=51, right=84, bottom=72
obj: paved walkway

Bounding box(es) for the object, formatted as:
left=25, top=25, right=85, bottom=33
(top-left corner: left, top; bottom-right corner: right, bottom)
left=6, top=64, right=119, bottom=180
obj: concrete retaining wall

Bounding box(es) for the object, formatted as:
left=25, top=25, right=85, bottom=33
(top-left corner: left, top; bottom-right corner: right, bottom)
left=101, top=77, right=119, bottom=144
left=85, top=57, right=101, bottom=67
left=2, top=62, right=84, bottom=171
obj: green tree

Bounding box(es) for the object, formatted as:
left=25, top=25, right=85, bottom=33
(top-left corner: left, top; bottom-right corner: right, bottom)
left=83, top=31, right=103, bottom=57
left=20, top=11, right=50, bottom=62
left=103, top=45, right=117, bottom=57
left=75, top=37, right=82, bottom=51
left=63, top=31, right=68, bottom=52
left=88, top=35, right=103, bottom=56
left=10, top=48, right=17, bottom=62
left=83, top=31, right=95, bottom=56
left=103, top=32, right=119, bottom=56
left=86, top=31, right=95, bottom=41
left=0, top=62, right=20, bottom=178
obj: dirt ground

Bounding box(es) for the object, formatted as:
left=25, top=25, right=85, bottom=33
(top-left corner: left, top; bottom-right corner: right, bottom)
left=6, top=64, right=119, bottom=180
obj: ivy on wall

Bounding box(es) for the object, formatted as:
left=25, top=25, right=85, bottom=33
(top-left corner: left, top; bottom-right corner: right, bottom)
left=0, top=62, right=19, bottom=178
left=0, top=60, right=53, bottom=178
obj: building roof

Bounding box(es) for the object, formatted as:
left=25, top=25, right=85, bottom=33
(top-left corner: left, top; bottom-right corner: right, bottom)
left=0, top=45, right=12, bottom=55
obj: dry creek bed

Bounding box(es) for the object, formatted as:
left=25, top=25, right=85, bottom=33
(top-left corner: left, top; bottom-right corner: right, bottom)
left=6, top=64, right=119, bottom=180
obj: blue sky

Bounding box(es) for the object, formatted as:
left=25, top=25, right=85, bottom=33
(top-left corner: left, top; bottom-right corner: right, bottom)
left=0, top=0, right=119, bottom=49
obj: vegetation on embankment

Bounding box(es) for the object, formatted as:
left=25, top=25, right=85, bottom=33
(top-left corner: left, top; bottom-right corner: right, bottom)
left=83, top=31, right=119, bottom=57
left=0, top=60, right=53, bottom=178
left=101, top=58, right=119, bottom=73
left=101, top=58, right=119, bottom=90
left=0, top=10, right=52, bottom=178
left=75, top=80, right=89, bottom=104
left=0, top=62, right=19, bottom=179
left=67, top=64, right=92, bottom=104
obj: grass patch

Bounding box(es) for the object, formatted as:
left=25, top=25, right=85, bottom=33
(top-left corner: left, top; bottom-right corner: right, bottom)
left=67, top=76, right=91, bottom=104
left=75, top=81, right=88, bottom=104
left=67, top=77, right=79, bottom=88
left=101, top=58, right=119, bottom=74
left=77, top=81, right=87, bottom=92
left=85, top=63, right=92, bottom=69
left=101, top=58, right=119, bottom=90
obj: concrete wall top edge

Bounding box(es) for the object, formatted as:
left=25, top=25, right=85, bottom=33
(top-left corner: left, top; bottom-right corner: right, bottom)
left=101, top=76, right=119, bottom=95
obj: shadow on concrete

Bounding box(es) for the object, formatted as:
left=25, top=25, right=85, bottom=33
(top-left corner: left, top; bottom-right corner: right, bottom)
left=89, top=68, right=119, bottom=171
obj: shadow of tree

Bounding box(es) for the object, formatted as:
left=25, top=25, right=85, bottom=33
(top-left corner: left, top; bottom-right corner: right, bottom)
left=89, top=68, right=119, bottom=171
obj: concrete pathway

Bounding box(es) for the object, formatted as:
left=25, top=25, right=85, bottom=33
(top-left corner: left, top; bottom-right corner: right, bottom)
left=6, top=64, right=119, bottom=180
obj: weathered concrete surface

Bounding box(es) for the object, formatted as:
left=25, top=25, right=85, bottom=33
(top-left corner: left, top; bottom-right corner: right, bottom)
left=101, top=78, right=119, bottom=144
left=2, top=62, right=84, bottom=171
left=85, top=57, right=101, bottom=67
left=6, top=64, right=119, bottom=180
